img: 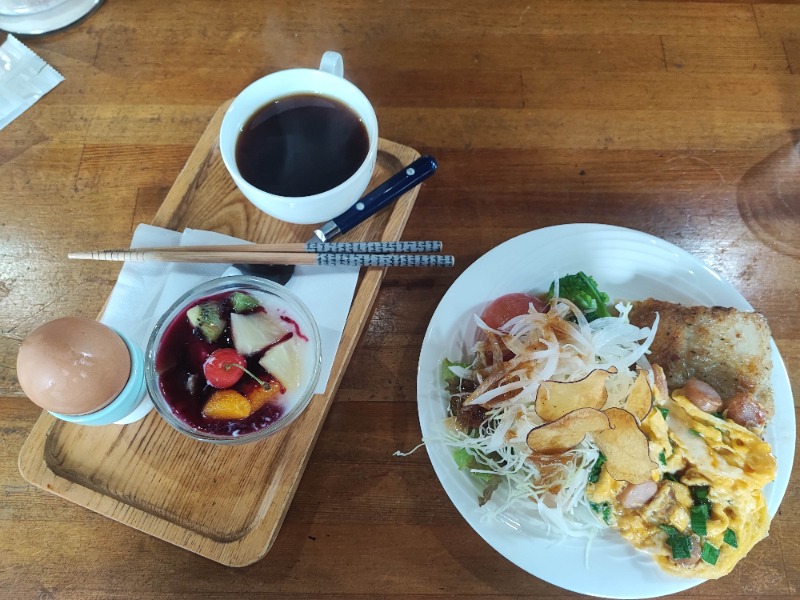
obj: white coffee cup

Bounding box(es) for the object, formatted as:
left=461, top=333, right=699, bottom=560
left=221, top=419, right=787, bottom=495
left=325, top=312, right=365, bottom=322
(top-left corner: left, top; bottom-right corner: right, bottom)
left=219, top=52, right=378, bottom=225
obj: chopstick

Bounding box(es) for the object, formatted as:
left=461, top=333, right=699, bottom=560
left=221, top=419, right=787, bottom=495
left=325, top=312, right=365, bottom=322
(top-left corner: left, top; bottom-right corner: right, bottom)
left=68, top=240, right=454, bottom=268
left=71, top=240, right=442, bottom=256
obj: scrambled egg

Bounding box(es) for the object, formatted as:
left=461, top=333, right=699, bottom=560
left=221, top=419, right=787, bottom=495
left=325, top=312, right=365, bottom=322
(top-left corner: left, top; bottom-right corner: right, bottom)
left=586, top=373, right=776, bottom=579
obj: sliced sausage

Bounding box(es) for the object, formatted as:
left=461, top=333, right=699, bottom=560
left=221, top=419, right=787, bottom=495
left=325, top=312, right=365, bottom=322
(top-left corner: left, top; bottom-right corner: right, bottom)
left=652, top=365, right=669, bottom=403
left=617, top=480, right=658, bottom=509
left=682, top=378, right=723, bottom=413
left=724, top=392, right=766, bottom=429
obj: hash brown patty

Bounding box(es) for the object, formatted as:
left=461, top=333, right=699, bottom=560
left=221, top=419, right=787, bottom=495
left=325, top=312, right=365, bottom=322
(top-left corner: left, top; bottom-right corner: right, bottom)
left=628, top=299, right=773, bottom=420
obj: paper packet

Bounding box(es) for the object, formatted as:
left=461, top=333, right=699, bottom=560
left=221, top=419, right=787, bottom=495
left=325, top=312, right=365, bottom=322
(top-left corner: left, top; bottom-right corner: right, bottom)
left=0, top=33, right=63, bottom=130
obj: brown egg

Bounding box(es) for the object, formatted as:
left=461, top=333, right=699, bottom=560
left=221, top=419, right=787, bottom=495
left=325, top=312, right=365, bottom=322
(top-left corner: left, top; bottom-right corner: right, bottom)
left=16, top=317, right=131, bottom=415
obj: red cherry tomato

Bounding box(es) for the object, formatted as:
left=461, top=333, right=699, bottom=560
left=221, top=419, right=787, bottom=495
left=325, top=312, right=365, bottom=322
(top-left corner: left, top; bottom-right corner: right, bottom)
left=203, top=348, right=247, bottom=388
left=481, top=293, right=546, bottom=330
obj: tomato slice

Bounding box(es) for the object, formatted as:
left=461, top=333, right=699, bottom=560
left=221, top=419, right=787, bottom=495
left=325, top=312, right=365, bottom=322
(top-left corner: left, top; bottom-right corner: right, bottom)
left=481, top=292, right=546, bottom=330
left=203, top=347, right=247, bottom=388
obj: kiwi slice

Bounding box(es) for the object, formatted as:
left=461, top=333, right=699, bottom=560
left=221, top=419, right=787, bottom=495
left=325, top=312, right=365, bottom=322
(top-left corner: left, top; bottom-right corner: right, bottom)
left=230, top=292, right=260, bottom=313
left=186, top=301, right=225, bottom=342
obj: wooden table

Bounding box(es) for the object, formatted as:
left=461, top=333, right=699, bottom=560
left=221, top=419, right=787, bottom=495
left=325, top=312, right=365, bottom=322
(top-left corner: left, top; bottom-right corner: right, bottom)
left=2, top=1, right=798, bottom=598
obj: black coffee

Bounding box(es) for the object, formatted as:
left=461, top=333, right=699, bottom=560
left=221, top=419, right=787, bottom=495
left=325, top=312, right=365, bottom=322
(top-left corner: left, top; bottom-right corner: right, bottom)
left=235, top=94, right=369, bottom=197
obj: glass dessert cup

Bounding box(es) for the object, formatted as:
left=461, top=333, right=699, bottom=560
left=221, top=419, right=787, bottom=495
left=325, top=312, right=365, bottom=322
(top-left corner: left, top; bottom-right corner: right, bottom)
left=145, top=276, right=322, bottom=445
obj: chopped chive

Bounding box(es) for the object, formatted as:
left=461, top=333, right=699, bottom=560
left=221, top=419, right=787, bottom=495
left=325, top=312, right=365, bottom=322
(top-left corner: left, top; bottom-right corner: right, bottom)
left=690, top=485, right=712, bottom=528
left=667, top=534, right=693, bottom=560
left=659, top=524, right=679, bottom=536
left=723, top=528, right=738, bottom=548
left=658, top=406, right=669, bottom=420
left=663, top=472, right=679, bottom=482
left=658, top=449, right=667, bottom=466
left=688, top=428, right=702, bottom=437
left=588, top=453, right=606, bottom=484
left=701, top=542, right=720, bottom=565
left=712, top=411, right=724, bottom=419
left=589, top=501, right=612, bottom=524
left=690, top=505, right=708, bottom=536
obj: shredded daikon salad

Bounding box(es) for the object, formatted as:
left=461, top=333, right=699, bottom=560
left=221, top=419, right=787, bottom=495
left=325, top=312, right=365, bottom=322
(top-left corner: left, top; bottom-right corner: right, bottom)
left=441, top=293, right=659, bottom=538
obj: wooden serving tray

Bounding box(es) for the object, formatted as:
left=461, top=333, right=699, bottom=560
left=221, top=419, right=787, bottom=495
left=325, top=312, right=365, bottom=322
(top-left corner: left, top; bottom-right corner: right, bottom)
left=18, top=101, right=422, bottom=567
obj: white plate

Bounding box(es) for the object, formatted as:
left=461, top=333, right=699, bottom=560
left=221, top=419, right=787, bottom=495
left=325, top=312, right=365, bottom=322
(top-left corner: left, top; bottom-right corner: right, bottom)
left=416, top=223, right=795, bottom=599
left=0, top=0, right=102, bottom=35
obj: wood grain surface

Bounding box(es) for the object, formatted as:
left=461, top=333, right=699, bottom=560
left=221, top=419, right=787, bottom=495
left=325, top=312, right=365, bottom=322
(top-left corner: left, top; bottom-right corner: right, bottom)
left=1, top=1, right=799, bottom=598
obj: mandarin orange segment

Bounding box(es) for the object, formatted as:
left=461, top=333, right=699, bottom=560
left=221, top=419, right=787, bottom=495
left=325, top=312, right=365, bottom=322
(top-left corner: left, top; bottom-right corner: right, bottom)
left=201, top=389, right=251, bottom=420
left=246, top=383, right=281, bottom=412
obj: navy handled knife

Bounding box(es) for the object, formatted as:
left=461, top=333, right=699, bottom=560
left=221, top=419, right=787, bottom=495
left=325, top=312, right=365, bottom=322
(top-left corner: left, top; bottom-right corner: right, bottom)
left=311, top=155, right=438, bottom=243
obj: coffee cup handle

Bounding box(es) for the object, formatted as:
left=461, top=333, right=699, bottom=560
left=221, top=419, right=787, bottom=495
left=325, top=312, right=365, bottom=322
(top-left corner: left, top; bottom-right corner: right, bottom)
left=319, top=51, right=344, bottom=78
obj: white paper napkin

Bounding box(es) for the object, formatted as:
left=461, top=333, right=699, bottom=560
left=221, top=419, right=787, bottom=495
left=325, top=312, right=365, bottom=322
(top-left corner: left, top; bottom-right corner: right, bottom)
left=100, top=224, right=360, bottom=424
left=0, top=34, right=64, bottom=130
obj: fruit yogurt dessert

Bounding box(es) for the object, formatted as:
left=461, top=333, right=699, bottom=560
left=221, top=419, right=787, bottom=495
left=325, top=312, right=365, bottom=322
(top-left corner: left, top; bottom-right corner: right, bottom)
left=147, top=277, right=320, bottom=442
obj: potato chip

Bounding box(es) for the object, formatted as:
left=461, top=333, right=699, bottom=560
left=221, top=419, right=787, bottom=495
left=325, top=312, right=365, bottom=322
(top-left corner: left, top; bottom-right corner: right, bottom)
left=625, top=369, right=653, bottom=422
left=526, top=407, right=611, bottom=454
left=593, top=407, right=657, bottom=484
left=535, top=369, right=614, bottom=421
